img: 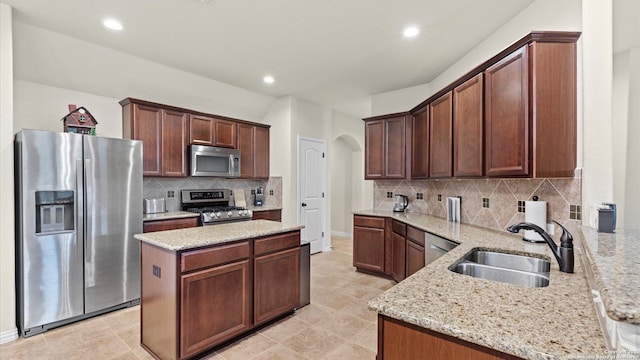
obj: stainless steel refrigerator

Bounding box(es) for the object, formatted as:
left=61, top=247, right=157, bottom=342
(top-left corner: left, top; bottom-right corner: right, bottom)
left=15, top=129, right=143, bottom=337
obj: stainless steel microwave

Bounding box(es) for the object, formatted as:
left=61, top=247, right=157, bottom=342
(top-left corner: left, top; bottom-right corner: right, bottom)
left=190, top=145, right=240, bottom=177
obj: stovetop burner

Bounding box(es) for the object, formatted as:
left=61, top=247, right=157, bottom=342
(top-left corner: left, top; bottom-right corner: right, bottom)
left=181, top=189, right=253, bottom=225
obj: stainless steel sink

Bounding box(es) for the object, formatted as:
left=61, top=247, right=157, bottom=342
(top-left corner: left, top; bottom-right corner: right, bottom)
left=450, top=250, right=551, bottom=288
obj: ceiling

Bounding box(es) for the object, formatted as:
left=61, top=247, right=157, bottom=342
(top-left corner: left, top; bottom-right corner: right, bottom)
left=4, top=0, right=535, bottom=118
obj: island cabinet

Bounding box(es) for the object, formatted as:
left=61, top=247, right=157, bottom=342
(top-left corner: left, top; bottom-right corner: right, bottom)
left=353, top=215, right=388, bottom=274
left=238, top=123, right=270, bottom=179
left=390, top=220, right=406, bottom=282
left=429, top=92, right=453, bottom=178
left=453, top=73, right=484, bottom=177
left=378, top=315, right=523, bottom=360
left=189, top=114, right=237, bottom=149
left=140, top=230, right=301, bottom=360
left=143, top=217, right=199, bottom=233
left=364, top=113, right=409, bottom=179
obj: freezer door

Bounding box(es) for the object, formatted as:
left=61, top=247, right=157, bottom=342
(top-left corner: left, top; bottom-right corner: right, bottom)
left=83, top=136, right=143, bottom=314
left=15, top=130, right=85, bottom=333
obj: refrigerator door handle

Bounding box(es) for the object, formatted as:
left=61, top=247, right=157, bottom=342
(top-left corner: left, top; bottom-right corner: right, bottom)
left=76, top=159, right=85, bottom=259
left=84, top=159, right=92, bottom=258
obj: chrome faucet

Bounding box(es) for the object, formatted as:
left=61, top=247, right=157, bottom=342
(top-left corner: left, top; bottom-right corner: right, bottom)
left=506, top=220, right=574, bottom=273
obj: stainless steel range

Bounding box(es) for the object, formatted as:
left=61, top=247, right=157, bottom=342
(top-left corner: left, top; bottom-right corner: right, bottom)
left=181, top=189, right=252, bottom=225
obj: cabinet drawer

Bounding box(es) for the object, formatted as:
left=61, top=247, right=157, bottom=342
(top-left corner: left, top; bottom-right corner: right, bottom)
left=391, top=220, right=406, bottom=236
left=254, top=231, right=300, bottom=256
left=143, top=217, right=199, bottom=233
left=181, top=241, right=250, bottom=273
left=354, top=215, right=385, bottom=229
left=406, top=226, right=425, bottom=246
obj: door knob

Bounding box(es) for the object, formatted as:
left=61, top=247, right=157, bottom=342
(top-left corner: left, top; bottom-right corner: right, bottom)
left=301, top=203, right=307, bottom=207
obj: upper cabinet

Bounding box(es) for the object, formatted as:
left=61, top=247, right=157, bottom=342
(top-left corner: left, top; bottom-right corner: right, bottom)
left=428, top=92, right=453, bottom=178
left=121, top=98, right=270, bottom=178
left=189, top=115, right=237, bottom=149
left=363, top=31, right=580, bottom=180
left=453, top=74, right=484, bottom=177
left=122, top=100, right=188, bottom=177
left=364, top=113, right=407, bottom=180
left=238, top=123, right=270, bottom=179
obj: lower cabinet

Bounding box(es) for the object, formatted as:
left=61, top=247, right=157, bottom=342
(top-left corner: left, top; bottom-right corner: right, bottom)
left=390, top=220, right=407, bottom=282
left=143, top=217, right=199, bottom=233
left=353, top=215, right=387, bottom=273
left=378, top=315, right=523, bottom=360
left=140, top=231, right=301, bottom=360
left=405, top=226, right=425, bottom=277
left=252, top=209, right=282, bottom=222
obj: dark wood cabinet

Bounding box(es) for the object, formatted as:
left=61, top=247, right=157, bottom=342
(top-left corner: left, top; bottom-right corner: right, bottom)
left=141, top=231, right=301, bottom=360
left=405, top=240, right=425, bottom=278
left=429, top=92, right=453, bottom=178
left=390, top=232, right=406, bottom=282
left=189, top=115, right=237, bottom=149
left=411, top=106, right=429, bottom=179
left=238, top=123, right=270, bottom=179
left=143, top=217, right=199, bottom=233
left=378, top=315, right=523, bottom=360
left=453, top=73, right=484, bottom=177
left=364, top=114, right=408, bottom=179
left=180, top=259, right=251, bottom=358
left=484, top=46, right=529, bottom=177
left=122, top=100, right=188, bottom=177
left=353, top=215, right=386, bottom=273
left=252, top=209, right=281, bottom=222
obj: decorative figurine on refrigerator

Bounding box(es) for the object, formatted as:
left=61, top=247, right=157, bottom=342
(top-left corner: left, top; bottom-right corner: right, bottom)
left=61, top=104, right=98, bottom=135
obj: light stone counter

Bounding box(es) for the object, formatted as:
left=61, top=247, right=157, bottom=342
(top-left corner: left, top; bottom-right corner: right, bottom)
left=358, top=210, right=609, bottom=359
left=134, top=220, right=304, bottom=251
left=142, top=211, right=199, bottom=222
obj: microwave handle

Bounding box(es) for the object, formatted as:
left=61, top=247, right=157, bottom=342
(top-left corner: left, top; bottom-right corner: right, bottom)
left=229, top=154, right=235, bottom=174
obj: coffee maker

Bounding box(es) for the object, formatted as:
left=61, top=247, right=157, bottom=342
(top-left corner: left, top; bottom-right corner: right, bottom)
left=393, top=194, right=409, bottom=212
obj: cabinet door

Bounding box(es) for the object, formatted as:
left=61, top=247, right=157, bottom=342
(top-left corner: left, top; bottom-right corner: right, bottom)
left=189, top=115, right=214, bottom=145
left=411, top=107, right=429, bottom=179
left=180, top=260, right=251, bottom=358
left=133, top=104, right=163, bottom=176
left=384, top=117, right=406, bottom=179
left=406, top=240, right=425, bottom=277
left=485, top=46, right=529, bottom=177
left=254, top=247, right=300, bottom=325
left=453, top=74, right=484, bottom=177
left=162, top=109, right=189, bottom=177
left=252, top=210, right=281, bottom=222
left=390, top=232, right=406, bottom=282
left=238, top=123, right=255, bottom=178
left=429, top=92, right=453, bottom=178
left=254, top=126, right=270, bottom=179
left=365, top=120, right=385, bottom=179
left=353, top=226, right=385, bottom=273
left=213, top=118, right=237, bottom=149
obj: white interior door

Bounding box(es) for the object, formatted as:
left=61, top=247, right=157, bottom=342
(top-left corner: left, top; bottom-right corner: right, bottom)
left=298, top=137, right=326, bottom=254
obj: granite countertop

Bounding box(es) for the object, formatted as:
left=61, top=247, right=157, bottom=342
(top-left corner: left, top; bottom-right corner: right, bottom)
left=358, top=210, right=609, bottom=359
left=247, top=205, right=282, bottom=212
left=142, top=211, right=199, bottom=222
left=135, top=219, right=304, bottom=251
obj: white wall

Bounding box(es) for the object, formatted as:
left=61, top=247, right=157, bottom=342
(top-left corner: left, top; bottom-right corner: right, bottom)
left=371, top=83, right=430, bottom=116
left=331, top=138, right=354, bottom=235
left=0, top=2, right=17, bottom=343
left=13, top=21, right=275, bottom=122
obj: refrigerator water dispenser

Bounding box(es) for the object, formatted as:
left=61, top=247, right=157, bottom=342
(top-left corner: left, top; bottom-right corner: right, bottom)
left=35, top=191, right=74, bottom=234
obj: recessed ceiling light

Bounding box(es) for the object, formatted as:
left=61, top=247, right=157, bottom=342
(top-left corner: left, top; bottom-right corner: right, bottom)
left=103, top=19, right=124, bottom=31
left=403, top=26, right=419, bottom=38
left=263, top=75, right=275, bottom=84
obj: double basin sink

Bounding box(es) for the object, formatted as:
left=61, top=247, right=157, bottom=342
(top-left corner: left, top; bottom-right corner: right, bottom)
left=450, top=249, right=551, bottom=288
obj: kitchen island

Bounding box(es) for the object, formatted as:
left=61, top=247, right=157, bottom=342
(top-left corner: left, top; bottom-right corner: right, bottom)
left=134, top=220, right=304, bottom=360
left=358, top=210, right=638, bottom=359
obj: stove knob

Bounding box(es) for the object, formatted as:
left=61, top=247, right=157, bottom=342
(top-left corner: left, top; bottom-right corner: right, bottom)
left=216, top=212, right=222, bottom=217
left=243, top=210, right=249, bottom=215
left=227, top=211, right=233, bottom=216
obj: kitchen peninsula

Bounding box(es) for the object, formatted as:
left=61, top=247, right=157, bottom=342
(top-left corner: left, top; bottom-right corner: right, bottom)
left=359, top=211, right=639, bottom=359
left=134, top=220, right=303, bottom=360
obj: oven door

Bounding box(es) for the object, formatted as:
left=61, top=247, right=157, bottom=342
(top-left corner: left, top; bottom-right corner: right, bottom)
left=190, top=145, right=240, bottom=177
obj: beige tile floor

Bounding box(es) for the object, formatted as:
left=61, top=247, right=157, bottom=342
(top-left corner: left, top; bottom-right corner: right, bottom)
left=0, top=236, right=395, bottom=360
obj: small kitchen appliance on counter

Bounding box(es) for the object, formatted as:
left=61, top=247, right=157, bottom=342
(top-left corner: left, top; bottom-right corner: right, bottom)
left=254, top=187, right=264, bottom=206
left=393, top=194, right=409, bottom=212
left=181, top=189, right=252, bottom=225
left=144, top=198, right=166, bottom=214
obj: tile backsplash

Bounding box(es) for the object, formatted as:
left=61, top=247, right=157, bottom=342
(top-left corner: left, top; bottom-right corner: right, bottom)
left=143, top=176, right=282, bottom=211
left=374, top=178, right=581, bottom=235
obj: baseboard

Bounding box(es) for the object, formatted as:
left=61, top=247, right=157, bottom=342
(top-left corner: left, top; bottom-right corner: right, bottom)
left=0, top=327, right=19, bottom=344
left=331, top=231, right=352, bottom=238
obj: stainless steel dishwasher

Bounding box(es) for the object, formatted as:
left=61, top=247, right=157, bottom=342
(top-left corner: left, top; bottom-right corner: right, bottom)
left=297, top=242, right=310, bottom=309
left=425, top=233, right=458, bottom=265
